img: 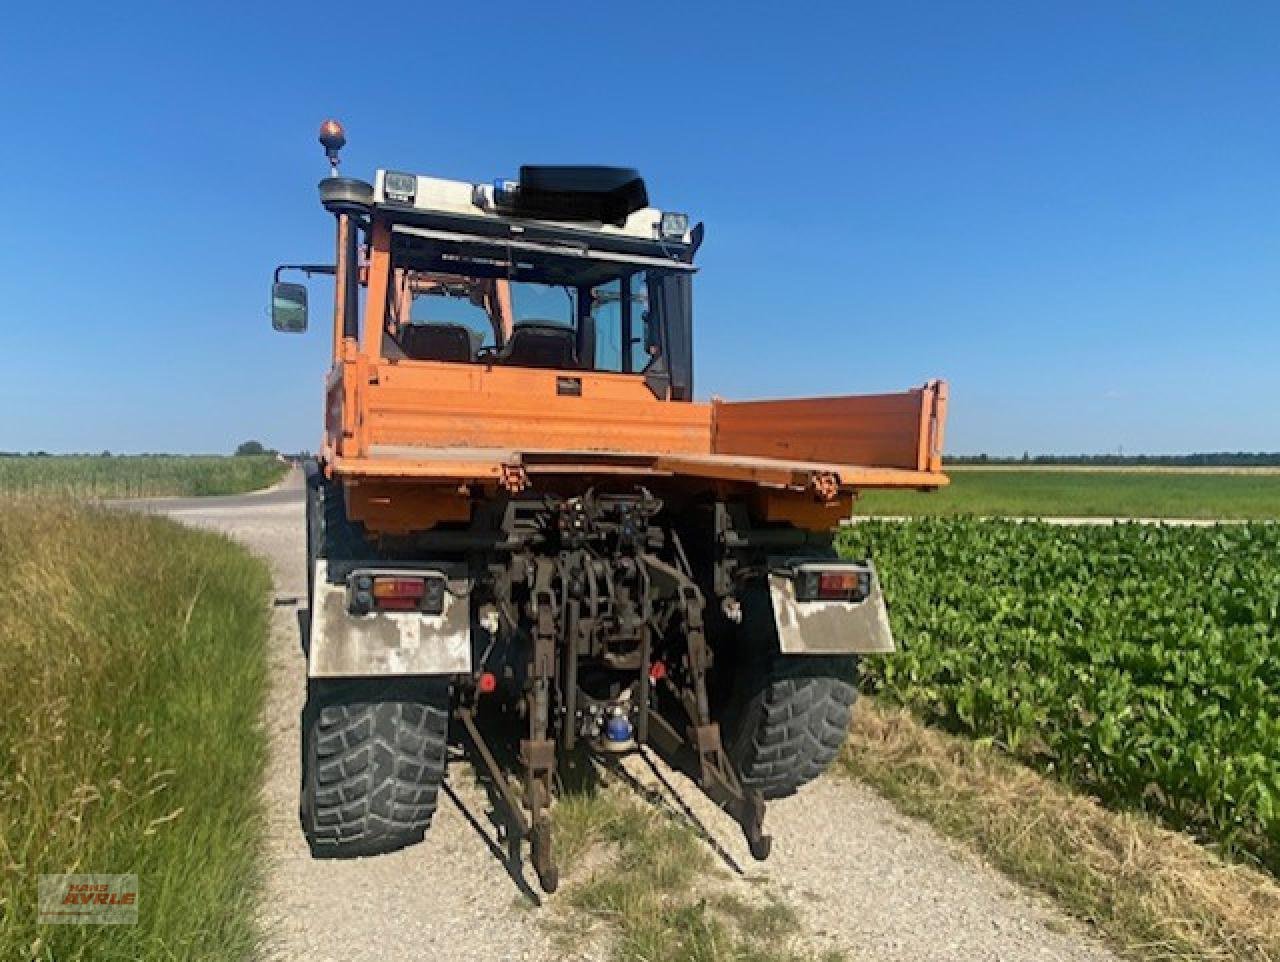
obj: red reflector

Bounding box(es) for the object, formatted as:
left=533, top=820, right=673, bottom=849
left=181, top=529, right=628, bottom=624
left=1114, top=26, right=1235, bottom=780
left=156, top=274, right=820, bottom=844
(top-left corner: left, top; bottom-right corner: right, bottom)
left=373, top=577, right=426, bottom=600
left=817, top=572, right=859, bottom=599
left=376, top=597, right=419, bottom=611
left=649, top=660, right=667, bottom=683
left=477, top=672, right=497, bottom=694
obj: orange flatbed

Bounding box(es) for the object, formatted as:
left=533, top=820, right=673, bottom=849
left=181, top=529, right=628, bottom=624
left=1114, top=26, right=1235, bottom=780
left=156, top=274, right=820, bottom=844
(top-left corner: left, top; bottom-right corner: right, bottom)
left=326, top=353, right=948, bottom=497
left=302, top=171, right=948, bottom=534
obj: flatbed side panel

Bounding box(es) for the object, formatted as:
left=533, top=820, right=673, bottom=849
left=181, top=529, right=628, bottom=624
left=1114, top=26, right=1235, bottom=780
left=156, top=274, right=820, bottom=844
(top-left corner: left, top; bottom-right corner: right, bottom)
left=651, top=454, right=948, bottom=489
left=364, top=361, right=712, bottom=456
left=927, top=380, right=948, bottom=474
left=711, top=382, right=946, bottom=473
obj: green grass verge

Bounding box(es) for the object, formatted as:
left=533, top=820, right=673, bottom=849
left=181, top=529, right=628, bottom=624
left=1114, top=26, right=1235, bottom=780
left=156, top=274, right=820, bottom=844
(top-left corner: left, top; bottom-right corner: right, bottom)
left=0, top=499, right=272, bottom=961
left=548, top=771, right=841, bottom=962
left=0, top=456, right=289, bottom=498
left=857, top=468, right=1280, bottom=519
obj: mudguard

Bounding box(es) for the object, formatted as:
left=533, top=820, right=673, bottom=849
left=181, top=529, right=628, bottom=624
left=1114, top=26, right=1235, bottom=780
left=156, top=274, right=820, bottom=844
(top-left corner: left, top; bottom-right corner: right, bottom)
left=307, top=560, right=472, bottom=677
left=765, top=560, right=895, bottom=655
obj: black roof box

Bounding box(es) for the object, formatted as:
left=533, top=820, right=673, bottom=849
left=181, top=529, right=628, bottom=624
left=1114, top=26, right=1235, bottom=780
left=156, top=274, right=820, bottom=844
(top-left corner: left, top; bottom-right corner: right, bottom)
left=512, top=166, right=648, bottom=227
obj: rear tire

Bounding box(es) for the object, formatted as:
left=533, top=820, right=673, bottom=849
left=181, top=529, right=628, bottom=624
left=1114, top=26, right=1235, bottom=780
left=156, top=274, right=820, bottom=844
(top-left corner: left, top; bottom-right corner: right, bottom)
left=306, top=467, right=370, bottom=586
left=300, top=679, right=449, bottom=858
left=305, top=465, right=373, bottom=631
left=720, top=586, right=858, bottom=799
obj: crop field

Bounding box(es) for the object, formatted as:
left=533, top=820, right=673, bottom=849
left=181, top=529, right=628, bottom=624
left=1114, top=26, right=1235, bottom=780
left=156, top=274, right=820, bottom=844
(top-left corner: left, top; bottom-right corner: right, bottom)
left=0, top=455, right=288, bottom=498
left=838, top=519, right=1280, bottom=874
left=856, top=467, right=1280, bottom=519
left=0, top=500, right=272, bottom=961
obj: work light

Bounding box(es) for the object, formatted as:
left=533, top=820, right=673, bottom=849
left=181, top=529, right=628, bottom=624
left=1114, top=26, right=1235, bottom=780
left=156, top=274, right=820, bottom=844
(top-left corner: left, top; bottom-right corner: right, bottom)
left=659, top=211, right=689, bottom=240
left=384, top=171, right=417, bottom=204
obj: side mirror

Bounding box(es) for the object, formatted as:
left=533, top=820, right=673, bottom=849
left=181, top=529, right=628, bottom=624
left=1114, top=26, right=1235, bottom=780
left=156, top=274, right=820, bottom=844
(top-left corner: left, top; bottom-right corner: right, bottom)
left=272, top=282, right=308, bottom=332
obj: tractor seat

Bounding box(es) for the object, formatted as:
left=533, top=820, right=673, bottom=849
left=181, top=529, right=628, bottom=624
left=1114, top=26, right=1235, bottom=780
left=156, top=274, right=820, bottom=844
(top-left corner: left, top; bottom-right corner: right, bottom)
left=395, top=323, right=479, bottom=363
left=498, top=322, right=578, bottom=369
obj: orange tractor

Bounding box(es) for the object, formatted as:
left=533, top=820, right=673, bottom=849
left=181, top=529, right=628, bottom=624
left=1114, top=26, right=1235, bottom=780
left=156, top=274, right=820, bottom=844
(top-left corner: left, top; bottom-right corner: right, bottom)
left=273, top=120, right=947, bottom=892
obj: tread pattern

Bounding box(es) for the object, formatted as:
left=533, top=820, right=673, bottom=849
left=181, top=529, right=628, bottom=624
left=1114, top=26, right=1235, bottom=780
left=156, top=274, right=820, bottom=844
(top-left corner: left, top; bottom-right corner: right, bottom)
left=727, top=659, right=857, bottom=799
left=302, top=681, right=448, bottom=858
left=307, top=468, right=371, bottom=566
left=720, top=583, right=859, bottom=799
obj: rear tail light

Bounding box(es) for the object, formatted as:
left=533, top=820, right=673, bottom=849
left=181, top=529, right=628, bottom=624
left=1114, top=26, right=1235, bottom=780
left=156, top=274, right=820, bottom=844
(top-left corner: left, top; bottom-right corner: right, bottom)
left=818, top=571, right=860, bottom=598
left=348, top=572, right=447, bottom=615
left=795, top=566, right=872, bottom=603
left=373, top=577, right=426, bottom=610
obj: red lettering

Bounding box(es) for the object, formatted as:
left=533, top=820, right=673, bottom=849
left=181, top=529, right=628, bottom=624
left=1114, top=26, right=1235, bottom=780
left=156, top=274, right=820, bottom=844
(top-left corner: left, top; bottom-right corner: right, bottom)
left=52, top=879, right=134, bottom=910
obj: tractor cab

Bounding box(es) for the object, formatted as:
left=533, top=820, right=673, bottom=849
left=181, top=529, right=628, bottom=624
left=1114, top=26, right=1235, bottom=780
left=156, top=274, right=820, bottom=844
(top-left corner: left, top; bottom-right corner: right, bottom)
left=274, top=120, right=702, bottom=401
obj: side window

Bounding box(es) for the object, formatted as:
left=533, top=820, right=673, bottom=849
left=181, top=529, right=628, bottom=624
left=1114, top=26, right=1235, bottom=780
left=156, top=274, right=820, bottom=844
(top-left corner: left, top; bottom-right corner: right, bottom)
left=590, top=273, right=655, bottom=374
left=591, top=280, right=624, bottom=372
left=630, top=272, right=654, bottom=373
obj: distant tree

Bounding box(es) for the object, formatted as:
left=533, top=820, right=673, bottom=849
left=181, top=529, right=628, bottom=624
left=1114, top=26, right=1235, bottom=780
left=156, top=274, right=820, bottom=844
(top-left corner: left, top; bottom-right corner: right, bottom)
left=99, top=449, right=112, bottom=457
left=235, top=440, right=267, bottom=457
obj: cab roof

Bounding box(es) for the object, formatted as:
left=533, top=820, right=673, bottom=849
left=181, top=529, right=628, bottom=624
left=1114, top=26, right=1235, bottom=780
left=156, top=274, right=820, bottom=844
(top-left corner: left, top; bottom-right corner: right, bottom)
left=370, top=169, right=701, bottom=268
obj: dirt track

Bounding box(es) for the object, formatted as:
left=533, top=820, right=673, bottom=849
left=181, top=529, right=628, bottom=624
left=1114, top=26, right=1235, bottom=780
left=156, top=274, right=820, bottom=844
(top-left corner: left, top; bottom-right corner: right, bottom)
left=139, top=470, right=1121, bottom=962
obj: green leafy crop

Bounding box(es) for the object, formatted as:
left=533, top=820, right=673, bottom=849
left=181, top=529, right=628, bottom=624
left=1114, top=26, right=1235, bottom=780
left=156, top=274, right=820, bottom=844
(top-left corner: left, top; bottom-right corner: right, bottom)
left=838, top=519, right=1280, bottom=873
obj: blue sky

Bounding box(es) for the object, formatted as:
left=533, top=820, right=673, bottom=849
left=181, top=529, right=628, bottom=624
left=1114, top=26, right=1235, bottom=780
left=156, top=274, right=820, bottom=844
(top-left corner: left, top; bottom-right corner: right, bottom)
left=1, top=2, right=1276, bottom=455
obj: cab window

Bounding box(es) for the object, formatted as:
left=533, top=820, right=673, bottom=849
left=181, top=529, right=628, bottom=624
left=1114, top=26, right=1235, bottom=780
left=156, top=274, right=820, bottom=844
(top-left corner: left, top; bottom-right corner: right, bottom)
left=591, top=272, right=653, bottom=373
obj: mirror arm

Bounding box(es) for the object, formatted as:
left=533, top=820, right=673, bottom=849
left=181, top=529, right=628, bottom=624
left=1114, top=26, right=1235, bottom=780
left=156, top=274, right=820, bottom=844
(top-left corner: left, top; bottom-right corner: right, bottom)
left=274, top=263, right=336, bottom=283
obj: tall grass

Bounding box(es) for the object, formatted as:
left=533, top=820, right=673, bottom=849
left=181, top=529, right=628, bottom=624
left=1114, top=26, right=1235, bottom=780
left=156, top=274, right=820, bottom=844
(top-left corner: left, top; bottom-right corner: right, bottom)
left=0, top=456, right=288, bottom=499
left=0, top=499, right=272, bottom=961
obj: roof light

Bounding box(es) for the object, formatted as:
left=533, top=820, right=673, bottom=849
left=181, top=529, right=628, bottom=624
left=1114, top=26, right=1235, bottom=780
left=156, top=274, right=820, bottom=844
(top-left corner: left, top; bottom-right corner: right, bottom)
left=318, top=119, right=345, bottom=150
left=318, top=119, right=346, bottom=175
left=384, top=171, right=417, bottom=204
left=659, top=211, right=689, bottom=240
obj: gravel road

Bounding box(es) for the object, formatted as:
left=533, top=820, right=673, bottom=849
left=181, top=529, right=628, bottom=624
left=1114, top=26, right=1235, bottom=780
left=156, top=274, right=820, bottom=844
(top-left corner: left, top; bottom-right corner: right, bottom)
left=134, top=470, right=1121, bottom=962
